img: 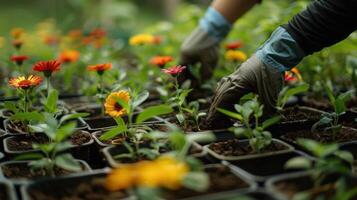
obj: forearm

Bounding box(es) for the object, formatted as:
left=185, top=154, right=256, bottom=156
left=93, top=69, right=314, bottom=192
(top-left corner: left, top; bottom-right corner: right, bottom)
left=282, top=0, right=357, bottom=55
left=212, top=0, right=261, bottom=23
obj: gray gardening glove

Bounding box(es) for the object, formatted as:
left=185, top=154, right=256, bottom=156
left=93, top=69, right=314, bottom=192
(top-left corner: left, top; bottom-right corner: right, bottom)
left=206, top=54, right=284, bottom=128
left=179, top=27, right=219, bottom=88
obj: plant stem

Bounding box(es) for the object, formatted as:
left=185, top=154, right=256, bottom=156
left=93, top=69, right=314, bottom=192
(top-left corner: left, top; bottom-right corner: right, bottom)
left=99, top=75, right=105, bottom=116
left=46, top=77, right=51, bottom=98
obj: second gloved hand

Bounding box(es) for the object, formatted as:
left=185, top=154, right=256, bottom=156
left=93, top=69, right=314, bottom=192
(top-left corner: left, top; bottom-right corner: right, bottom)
left=206, top=54, right=284, bottom=128
left=179, top=27, right=219, bottom=87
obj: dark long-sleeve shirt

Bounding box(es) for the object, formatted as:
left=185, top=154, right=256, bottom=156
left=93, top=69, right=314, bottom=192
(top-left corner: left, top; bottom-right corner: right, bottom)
left=281, top=0, right=357, bottom=55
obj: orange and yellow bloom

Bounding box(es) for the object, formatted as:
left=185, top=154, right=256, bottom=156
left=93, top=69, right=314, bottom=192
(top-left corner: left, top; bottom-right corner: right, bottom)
left=104, top=90, right=131, bottom=118
left=105, top=156, right=189, bottom=191
left=9, top=75, right=42, bottom=89
left=10, top=28, right=25, bottom=39
left=225, top=50, right=247, bottom=62
left=87, top=63, right=112, bottom=75
left=59, top=50, right=80, bottom=63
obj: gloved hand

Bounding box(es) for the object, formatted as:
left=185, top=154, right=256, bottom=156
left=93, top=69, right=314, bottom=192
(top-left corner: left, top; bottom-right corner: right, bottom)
left=206, top=54, right=284, bottom=128
left=179, top=27, right=219, bottom=88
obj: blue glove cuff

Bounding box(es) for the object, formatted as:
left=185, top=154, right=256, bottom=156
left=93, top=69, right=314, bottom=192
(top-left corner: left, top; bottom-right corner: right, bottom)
left=199, top=7, right=232, bottom=42
left=256, top=27, right=306, bottom=72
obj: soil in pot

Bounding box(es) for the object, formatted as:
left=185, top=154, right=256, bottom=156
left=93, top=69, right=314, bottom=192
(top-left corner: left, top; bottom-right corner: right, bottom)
left=2, top=162, right=88, bottom=180
left=339, top=111, right=357, bottom=129
left=6, top=130, right=91, bottom=151
left=5, top=120, right=28, bottom=134
left=208, top=139, right=287, bottom=157
left=164, top=165, right=250, bottom=199
left=280, top=106, right=322, bottom=122
left=28, top=175, right=127, bottom=200
left=281, top=127, right=357, bottom=144
left=302, top=96, right=332, bottom=112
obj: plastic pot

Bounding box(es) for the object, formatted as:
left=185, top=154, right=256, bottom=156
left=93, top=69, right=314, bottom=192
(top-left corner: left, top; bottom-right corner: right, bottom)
left=225, top=151, right=313, bottom=184
left=203, top=138, right=294, bottom=161
left=3, top=131, right=94, bottom=162
left=0, top=180, right=17, bottom=200
left=0, top=160, right=92, bottom=186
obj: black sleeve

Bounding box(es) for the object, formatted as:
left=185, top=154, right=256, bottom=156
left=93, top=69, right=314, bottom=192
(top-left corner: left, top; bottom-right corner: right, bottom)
left=282, top=0, right=357, bottom=55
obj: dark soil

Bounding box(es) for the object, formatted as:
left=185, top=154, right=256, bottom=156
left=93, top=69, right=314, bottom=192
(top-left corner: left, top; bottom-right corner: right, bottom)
left=281, top=128, right=357, bottom=144
left=85, top=116, right=117, bottom=129
left=164, top=165, right=249, bottom=199
left=0, top=184, right=8, bottom=200
left=1, top=162, right=86, bottom=179
left=208, top=139, right=287, bottom=157
left=281, top=106, right=321, bottom=122
left=6, top=120, right=28, bottom=134
left=29, top=178, right=127, bottom=200
left=347, top=97, right=357, bottom=109
left=302, top=97, right=332, bottom=112
left=6, top=130, right=91, bottom=151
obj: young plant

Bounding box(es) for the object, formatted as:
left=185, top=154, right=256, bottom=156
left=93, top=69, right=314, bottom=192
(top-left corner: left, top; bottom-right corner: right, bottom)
left=99, top=90, right=173, bottom=161
left=276, top=83, right=309, bottom=111
left=312, top=84, right=354, bottom=139
left=285, top=139, right=354, bottom=200
left=104, top=126, right=213, bottom=199
left=15, top=114, right=87, bottom=177
left=217, top=95, right=281, bottom=153
left=32, top=60, right=61, bottom=97
left=182, top=101, right=207, bottom=131
left=162, top=65, right=192, bottom=127
left=87, top=63, right=112, bottom=116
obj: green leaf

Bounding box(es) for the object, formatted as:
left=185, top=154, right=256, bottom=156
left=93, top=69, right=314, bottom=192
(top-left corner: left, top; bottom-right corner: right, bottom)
left=335, top=90, right=353, bottom=115
left=14, top=153, right=44, bottom=160
left=28, top=124, right=48, bottom=133
left=114, top=116, right=126, bottom=126
left=176, top=113, right=185, bottom=124
left=324, top=83, right=336, bottom=104
left=132, top=91, right=149, bottom=108
left=182, top=172, right=209, bottom=192
left=217, top=107, right=243, bottom=121
left=136, top=105, right=173, bottom=123
left=55, top=154, right=82, bottom=172
left=53, top=142, right=73, bottom=153
left=262, top=116, right=281, bottom=129
left=3, top=102, right=18, bottom=113
left=335, top=151, right=354, bottom=164
left=285, top=156, right=312, bottom=169
left=277, top=84, right=309, bottom=109
left=55, top=122, right=77, bottom=142
left=178, top=89, right=192, bottom=106
left=114, top=96, right=131, bottom=115
left=29, top=158, right=51, bottom=170
left=11, top=111, right=44, bottom=122
left=59, top=113, right=89, bottom=125
left=45, top=89, right=59, bottom=113
left=169, top=131, right=187, bottom=151
left=99, top=125, right=127, bottom=141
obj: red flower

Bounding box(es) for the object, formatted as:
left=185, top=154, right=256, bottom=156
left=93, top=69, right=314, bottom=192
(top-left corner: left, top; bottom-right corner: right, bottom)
left=10, top=55, right=29, bottom=66
left=88, top=63, right=112, bottom=75
left=90, top=28, right=106, bottom=39
left=33, top=60, right=61, bottom=77
left=225, top=41, right=243, bottom=50
left=150, top=56, right=173, bottom=67
left=162, top=65, right=186, bottom=76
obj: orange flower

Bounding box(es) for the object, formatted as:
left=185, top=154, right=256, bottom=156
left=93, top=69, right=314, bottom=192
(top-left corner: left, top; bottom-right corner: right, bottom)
left=12, top=40, right=23, bottom=50
left=150, top=56, right=173, bottom=67
left=9, top=75, right=42, bottom=89
left=104, top=91, right=130, bottom=118
left=43, top=35, right=60, bottom=46
left=153, top=36, right=162, bottom=44
left=105, top=165, right=137, bottom=191
left=285, top=67, right=302, bottom=83
left=87, top=63, right=112, bottom=75
left=10, top=28, right=25, bottom=39
left=59, top=50, right=80, bottom=63
left=225, top=40, right=243, bottom=50
left=10, top=55, right=29, bottom=66
left=33, top=60, right=61, bottom=77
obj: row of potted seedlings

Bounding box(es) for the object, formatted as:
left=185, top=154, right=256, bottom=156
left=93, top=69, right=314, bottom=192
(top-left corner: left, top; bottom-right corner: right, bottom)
left=0, top=60, right=356, bottom=199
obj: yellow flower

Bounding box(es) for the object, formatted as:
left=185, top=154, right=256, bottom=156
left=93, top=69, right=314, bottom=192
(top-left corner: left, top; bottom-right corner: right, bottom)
left=10, top=28, right=25, bottom=39
left=104, top=90, right=130, bottom=117
left=105, top=156, right=189, bottom=191
left=129, top=34, right=155, bottom=46
left=105, top=165, right=137, bottom=191
left=225, top=50, right=247, bottom=62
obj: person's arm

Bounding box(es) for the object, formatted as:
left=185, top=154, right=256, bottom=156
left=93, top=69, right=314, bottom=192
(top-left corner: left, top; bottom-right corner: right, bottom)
left=206, top=0, right=357, bottom=128
left=212, top=0, right=260, bottom=23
